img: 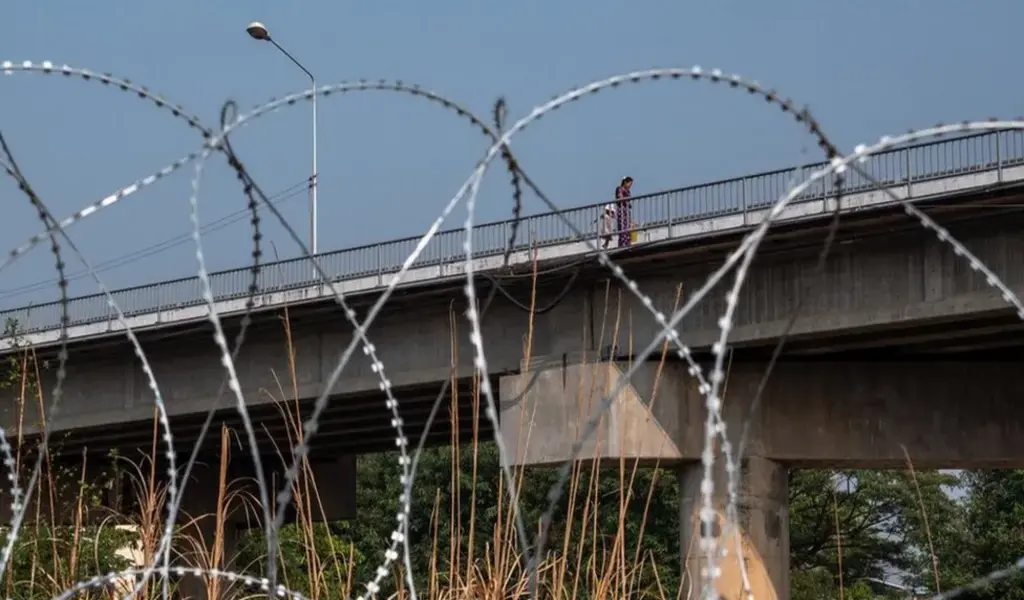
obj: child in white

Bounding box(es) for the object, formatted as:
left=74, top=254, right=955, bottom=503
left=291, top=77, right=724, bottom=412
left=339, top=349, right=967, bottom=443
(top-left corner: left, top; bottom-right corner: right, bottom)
left=598, top=203, right=616, bottom=249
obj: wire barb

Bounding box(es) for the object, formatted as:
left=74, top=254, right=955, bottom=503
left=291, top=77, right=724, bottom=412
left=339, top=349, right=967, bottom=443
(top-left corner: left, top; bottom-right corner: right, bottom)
left=1, top=58, right=1023, bottom=600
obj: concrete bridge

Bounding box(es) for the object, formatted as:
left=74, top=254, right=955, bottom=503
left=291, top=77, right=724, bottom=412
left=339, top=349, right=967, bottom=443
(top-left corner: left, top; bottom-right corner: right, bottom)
left=2, top=130, right=1024, bottom=600
left=0, top=129, right=1021, bottom=446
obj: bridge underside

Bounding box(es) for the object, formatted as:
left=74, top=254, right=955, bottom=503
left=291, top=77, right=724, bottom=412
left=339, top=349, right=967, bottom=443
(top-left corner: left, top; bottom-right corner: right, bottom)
left=15, top=323, right=1023, bottom=461
left=4, top=188, right=1024, bottom=458
left=16, top=377, right=492, bottom=459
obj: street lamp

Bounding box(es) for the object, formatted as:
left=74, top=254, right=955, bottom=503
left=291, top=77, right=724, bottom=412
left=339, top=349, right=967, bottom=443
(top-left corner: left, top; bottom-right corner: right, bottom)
left=245, top=21, right=319, bottom=256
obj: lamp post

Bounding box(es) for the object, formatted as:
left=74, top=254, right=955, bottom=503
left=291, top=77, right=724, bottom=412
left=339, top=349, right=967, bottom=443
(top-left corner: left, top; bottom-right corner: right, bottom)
left=246, top=21, right=319, bottom=256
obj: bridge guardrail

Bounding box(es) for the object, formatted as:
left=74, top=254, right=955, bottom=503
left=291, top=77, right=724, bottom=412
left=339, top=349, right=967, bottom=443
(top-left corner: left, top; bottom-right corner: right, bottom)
left=3, top=129, right=1023, bottom=335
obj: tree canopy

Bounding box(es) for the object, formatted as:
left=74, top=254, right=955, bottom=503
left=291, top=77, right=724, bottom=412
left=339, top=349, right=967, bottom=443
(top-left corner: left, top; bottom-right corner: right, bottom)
left=232, top=444, right=1024, bottom=600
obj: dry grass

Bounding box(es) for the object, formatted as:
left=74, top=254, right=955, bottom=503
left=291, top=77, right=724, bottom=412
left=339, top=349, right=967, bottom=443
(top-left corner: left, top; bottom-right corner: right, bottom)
left=0, top=254, right=690, bottom=600
left=902, top=445, right=941, bottom=595
left=0, top=258, right=953, bottom=600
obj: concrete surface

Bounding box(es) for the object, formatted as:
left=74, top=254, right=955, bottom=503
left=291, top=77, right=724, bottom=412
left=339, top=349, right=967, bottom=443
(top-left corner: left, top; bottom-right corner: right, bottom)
left=6, top=202, right=1022, bottom=438
left=498, top=361, right=684, bottom=465
left=500, top=355, right=1024, bottom=600
left=4, top=162, right=1021, bottom=351
left=679, top=457, right=789, bottom=600
left=499, top=359, right=1024, bottom=469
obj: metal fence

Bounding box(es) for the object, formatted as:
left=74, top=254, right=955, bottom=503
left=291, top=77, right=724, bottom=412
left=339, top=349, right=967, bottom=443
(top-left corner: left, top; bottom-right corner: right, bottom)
left=4, top=129, right=1024, bottom=335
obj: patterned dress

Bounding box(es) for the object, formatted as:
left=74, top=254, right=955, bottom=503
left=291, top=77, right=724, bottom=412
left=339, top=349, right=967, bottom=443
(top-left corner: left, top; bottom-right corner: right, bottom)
left=615, top=184, right=632, bottom=247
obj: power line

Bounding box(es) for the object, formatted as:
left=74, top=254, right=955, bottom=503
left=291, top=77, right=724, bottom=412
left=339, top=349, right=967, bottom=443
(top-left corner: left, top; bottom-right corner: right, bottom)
left=0, top=180, right=310, bottom=301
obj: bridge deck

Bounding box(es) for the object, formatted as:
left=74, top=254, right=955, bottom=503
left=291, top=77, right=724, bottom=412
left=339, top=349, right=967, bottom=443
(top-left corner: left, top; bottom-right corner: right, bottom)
left=3, top=129, right=1024, bottom=349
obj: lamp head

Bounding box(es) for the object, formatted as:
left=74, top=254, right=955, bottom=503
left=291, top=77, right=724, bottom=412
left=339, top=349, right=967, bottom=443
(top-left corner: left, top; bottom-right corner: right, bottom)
left=246, top=21, right=271, bottom=41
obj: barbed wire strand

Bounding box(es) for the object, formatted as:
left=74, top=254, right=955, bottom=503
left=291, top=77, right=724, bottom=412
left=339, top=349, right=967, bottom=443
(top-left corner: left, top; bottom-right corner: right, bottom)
left=0, top=136, right=180, bottom=600
left=186, top=81, right=554, bottom=599
left=1, top=62, right=311, bottom=599
left=144, top=100, right=272, bottom=600
left=493, top=97, right=526, bottom=269
left=652, top=119, right=1024, bottom=598
left=0, top=76, right=234, bottom=592
left=0, top=179, right=308, bottom=301
left=0, top=61, right=213, bottom=273
left=3, top=55, right=1024, bottom=600
left=0, top=136, right=73, bottom=586
left=0, top=67, right=545, bottom=600
left=7, top=66, right=840, bottom=600
left=440, top=68, right=842, bottom=599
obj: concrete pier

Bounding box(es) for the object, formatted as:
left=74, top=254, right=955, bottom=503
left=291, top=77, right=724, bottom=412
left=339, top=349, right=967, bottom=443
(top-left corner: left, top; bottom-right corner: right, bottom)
left=499, top=356, right=1024, bottom=600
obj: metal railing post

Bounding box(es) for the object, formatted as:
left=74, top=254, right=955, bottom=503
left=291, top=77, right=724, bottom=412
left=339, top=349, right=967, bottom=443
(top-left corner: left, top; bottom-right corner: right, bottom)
left=666, top=192, right=674, bottom=237
left=740, top=176, right=748, bottom=226
left=438, top=232, right=447, bottom=276
left=376, top=245, right=384, bottom=286
left=997, top=131, right=1004, bottom=183
left=905, top=147, right=913, bottom=199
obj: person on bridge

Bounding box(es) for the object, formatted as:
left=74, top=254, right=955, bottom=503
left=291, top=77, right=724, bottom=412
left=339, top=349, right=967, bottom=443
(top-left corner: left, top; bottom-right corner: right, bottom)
left=615, top=176, right=634, bottom=247
left=597, top=203, right=616, bottom=248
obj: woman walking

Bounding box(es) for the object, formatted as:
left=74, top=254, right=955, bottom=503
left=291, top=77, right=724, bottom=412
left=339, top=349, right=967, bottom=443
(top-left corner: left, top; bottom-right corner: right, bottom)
left=615, top=176, right=634, bottom=248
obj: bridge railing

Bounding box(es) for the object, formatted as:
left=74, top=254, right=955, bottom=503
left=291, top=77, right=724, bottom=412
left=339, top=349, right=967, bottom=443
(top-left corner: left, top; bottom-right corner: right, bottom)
left=4, top=129, right=1023, bottom=335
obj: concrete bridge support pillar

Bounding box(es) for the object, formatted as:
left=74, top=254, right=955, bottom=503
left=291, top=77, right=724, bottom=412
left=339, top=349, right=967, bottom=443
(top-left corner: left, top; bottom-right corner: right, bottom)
left=501, top=354, right=1024, bottom=600
left=174, top=460, right=242, bottom=600
left=678, top=457, right=789, bottom=600
left=500, top=358, right=790, bottom=600
left=170, top=453, right=356, bottom=599
left=307, top=456, right=357, bottom=521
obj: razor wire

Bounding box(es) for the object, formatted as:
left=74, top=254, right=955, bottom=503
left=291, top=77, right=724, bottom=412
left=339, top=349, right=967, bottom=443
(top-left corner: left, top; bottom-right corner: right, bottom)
left=0, top=58, right=1022, bottom=600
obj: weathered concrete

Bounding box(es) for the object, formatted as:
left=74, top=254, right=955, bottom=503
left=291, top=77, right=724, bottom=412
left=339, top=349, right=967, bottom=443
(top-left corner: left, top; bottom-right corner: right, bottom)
left=501, top=355, right=1024, bottom=600
left=740, top=360, right=1024, bottom=468
left=498, top=360, right=685, bottom=466
left=598, top=217, right=1024, bottom=352
left=499, top=359, right=1024, bottom=469
left=6, top=208, right=1024, bottom=436
left=309, top=456, right=358, bottom=522
left=679, top=457, right=789, bottom=600
left=8, top=161, right=1021, bottom=350
left=169, top=453, right=356, bottom=600
left=174, top=459, right=242, bottom=600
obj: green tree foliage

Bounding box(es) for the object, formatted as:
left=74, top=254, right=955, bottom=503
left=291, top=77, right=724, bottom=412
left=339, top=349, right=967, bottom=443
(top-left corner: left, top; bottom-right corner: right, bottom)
left=0, top=459, right=136, bottom=600
left=1, top=522, right=136, bottom=600
left=926, top=470, right=1024, bottom=600
left=0, top=318, right=136, bottom=600
left=236, top=521, right=366, bottom=599
left=343, top=442, right=682, bottom=594
left=238, top=443, right=680, bottom=597
left=790, top=468, right=962, bottom=600
left=238, top=444, right=968, bottom=600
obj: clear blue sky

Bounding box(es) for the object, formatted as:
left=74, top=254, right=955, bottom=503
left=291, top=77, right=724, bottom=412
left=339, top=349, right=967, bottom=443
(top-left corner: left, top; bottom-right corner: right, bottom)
left=2, top=0, right=1021, bottom=309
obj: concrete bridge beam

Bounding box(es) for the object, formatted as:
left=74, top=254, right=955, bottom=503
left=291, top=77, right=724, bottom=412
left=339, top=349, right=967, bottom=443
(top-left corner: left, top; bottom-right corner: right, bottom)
left=9, top=208, right=1024, bottom=440
left=498, top=358, right=1024, bottom=469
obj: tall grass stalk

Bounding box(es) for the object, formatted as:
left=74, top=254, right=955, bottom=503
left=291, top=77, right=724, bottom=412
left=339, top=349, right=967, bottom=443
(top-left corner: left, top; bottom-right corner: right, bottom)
left=0, top=270, right=948, bottom=600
